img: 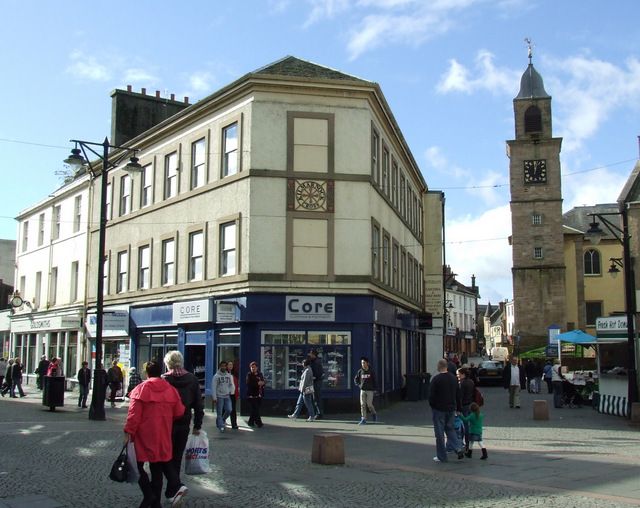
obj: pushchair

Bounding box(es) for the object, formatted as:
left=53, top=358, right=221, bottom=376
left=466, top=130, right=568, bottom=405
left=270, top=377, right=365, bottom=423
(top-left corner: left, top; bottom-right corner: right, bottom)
left=561, top=380, right=585, bottom=408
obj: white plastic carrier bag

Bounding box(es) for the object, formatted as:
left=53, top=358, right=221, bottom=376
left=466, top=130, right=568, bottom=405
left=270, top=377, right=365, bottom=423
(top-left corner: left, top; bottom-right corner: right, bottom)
left=184, top=430, right=211, bottom=475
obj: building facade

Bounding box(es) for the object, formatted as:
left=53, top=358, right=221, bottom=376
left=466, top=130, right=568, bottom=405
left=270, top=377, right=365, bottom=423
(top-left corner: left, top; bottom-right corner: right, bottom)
left=11, top=171, right=90, bottom=384
left=78, top=57, right=438, bottom=411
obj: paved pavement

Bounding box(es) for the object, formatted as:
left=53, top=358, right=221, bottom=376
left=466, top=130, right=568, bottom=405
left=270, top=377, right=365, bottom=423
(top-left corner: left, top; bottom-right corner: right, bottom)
left=1, top=380, right=639, bottom=508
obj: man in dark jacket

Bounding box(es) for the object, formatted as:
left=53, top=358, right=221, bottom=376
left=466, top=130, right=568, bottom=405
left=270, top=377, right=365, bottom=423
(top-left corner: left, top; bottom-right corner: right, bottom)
left=36, top=355, right=50, bottom=390
left=354, top=357, right=377, bottom=425
left=163, top=350, right=204, bottom=503
left=107, top=360, right=123, bottom=408
left=11, top=358, right=26, bottom=398
left=308, top=349, right=324, bottom=419
left=77, top=361, right=91, bottom=408
left=502, top=356, right=526, bottom=408
left=429, top=358, right=464, bottom=462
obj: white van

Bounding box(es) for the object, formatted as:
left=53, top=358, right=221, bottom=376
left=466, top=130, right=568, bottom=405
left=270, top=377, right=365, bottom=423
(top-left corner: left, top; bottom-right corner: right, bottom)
left=490, top=346, right=509, bottom=363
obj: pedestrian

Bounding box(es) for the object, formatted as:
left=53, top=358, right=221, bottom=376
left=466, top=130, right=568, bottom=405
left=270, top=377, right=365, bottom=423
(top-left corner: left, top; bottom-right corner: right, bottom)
left=10, top=358, right=26, bottom=398
left=543, top=360, right=553, bottom=394
left=460, top=352, right=468, bottom=366
left=502, top=356, right=526, bottom=408
left=354, top=356, right=377, bottom=425
left=246, top=361, right=265, bottom=427
left=551, top=359, right=565, bottom=408
left=457, top=368, right=475, bottom=451
left=212, top=361, right=235, bottom=432
left=227, top=361, right=239, bottom=429
left=308, top=349, right=324, bottom=419
left=36, top=355, right=50, bottom=390
left=47, top=357, right=63, bottom=377
left=1, top=358, right=13, bottom=397
left=107, top=360, right=124, bottom=408
left=532, top=360, right=543, bottom=394
left=162, top=350, right=203, bottom=505
left=126, top=367, right=143, bottom=397
left=460, top=402, right=488, bottom=460
left=525, top=359, right=536, bottom=393
left=77, top=361, right=91, bottom=408
left=429, top=358, right=464, bottom=462
left=446, top=356, right=457, bottom=375
left=0, top=357, right=7, bottom=393
left=124, top=361, right=186, bottom=508
left=468, top=362, right=479, bottom=385
left=287, top=358, right=317, bottom=422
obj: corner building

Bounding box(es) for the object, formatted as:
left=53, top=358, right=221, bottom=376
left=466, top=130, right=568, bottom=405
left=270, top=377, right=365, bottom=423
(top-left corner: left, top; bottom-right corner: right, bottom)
left=88, top=57, right=437, bottom=412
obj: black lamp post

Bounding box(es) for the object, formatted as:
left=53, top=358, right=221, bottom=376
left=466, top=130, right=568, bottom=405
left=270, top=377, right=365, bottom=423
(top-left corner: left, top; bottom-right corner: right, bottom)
left=586, top=208, right=639, bottom=411
left=64, top=138, right=141, bottom=421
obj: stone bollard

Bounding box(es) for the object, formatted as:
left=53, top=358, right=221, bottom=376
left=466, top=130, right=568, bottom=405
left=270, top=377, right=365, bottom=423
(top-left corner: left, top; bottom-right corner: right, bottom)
left=311, top=433, right=345, bottom=465
left=533, top=400, right=549, bottom=420
left=631, top=402, right=640, bottom=424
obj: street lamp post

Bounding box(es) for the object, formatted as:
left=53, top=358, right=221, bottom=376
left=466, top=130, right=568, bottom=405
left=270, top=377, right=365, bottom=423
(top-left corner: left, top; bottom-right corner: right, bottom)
left=64, top=138, right=141, bottom=421
left=586, top=208, right=639, bottom=412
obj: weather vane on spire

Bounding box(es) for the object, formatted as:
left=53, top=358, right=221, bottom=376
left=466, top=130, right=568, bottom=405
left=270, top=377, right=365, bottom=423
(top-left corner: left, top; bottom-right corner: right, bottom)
left=525, top=37, right=533, bottom=64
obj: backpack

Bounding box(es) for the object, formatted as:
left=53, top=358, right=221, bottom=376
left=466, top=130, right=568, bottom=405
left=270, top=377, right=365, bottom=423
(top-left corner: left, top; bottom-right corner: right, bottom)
left=473, top=386, right=484, bottom=407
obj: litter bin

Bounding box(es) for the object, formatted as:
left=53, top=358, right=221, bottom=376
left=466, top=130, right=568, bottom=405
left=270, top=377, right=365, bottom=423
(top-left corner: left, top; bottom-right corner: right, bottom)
left=43, top=376, right=65, bottom=411
left=405, top=374, right=422, bottom=401
left=421, top=373, right=431, bottom=400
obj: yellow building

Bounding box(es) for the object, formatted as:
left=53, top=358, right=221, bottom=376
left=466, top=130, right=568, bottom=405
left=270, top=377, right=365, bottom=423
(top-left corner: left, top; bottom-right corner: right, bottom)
left=563, top=205, right=624, bottom=335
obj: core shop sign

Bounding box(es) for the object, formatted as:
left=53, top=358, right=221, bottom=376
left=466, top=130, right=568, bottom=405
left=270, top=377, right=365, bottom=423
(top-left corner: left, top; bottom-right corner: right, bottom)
left=286, top=296, right=335, bottom=322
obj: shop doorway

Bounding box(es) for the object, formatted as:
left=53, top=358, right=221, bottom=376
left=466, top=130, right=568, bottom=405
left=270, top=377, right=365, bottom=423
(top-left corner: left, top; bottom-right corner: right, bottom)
left=185, top=344, right=206, bottom=396
left=217, top=340, right=240, bottom=415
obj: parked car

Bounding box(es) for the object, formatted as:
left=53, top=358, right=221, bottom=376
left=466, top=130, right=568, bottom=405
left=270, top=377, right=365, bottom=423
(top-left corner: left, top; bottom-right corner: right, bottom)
left=477, top=360, right=504, bottom=385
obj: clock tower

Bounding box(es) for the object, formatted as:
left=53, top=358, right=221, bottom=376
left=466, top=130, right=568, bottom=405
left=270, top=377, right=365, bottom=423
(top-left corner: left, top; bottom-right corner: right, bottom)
left=507, top=49, right=566, bottom=350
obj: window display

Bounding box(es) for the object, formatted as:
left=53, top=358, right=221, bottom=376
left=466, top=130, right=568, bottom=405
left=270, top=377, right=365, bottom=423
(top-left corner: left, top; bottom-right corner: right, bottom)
left=261, top=331, right=351, bottom=390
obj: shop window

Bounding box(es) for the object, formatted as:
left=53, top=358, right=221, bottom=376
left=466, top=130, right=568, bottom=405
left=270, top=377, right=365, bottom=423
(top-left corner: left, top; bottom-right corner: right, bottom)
left=136, top=333, right=177, bottom=370
left=260, top=331, right=351, bottom=391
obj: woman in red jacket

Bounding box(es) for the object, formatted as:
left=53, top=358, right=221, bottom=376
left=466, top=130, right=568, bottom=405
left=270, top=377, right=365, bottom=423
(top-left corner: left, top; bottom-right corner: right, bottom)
left=124, top=361, right=185, bottom=508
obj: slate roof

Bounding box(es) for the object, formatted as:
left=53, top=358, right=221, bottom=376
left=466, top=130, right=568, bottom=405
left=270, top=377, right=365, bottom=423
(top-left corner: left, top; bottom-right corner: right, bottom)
left=515, top=63, right=550, bottom=100
left=252, top=56, right=371, bottom=83
left=562, top=203, right=621, bottom=241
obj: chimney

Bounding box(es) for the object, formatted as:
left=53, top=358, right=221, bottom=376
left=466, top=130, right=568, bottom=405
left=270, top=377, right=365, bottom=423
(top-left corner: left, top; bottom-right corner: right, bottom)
left=110, top=87, right=191, bottom=146
left=184, top=96, right=189, bottom=104
left=170, top=93, right=175, bottom=101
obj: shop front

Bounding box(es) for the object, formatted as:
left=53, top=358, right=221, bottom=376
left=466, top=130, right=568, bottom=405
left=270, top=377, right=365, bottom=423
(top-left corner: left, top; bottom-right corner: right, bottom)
left=595, top=316, right=636, bottom=417
left=10, top=311, right=83, bottom=387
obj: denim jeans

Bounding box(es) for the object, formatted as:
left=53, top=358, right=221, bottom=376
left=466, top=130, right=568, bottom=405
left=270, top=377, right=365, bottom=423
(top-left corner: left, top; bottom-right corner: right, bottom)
left=216, top=397, right=232, bottom=429
left=432, top=409, right=460, bottom=461
left=78, top=384, right=89, bottom=407
left=292, top=391, right=316, bottom=418
left=552, top=381, right=564, bottom=408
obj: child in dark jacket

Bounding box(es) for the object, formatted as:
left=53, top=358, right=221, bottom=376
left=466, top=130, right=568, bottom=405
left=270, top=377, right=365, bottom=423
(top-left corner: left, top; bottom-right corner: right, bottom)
left=459, top=402, right=488, bottom=460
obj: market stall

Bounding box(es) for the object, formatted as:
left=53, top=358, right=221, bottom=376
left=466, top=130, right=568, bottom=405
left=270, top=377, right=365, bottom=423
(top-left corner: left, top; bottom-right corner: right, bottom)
left=554, top=330, right=598, bottom=407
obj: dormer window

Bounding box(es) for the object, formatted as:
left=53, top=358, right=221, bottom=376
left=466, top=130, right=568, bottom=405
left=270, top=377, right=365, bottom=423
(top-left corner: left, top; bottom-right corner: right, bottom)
left=524, top=105, right=542, bottom=134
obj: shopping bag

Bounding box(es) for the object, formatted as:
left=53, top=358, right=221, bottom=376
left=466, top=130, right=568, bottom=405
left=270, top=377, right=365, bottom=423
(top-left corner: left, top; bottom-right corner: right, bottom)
left=126, top=441, right=139, bottom=483
left=184, top=430, right=211, bottom=475
left=108, top=444, right=129, bottom=483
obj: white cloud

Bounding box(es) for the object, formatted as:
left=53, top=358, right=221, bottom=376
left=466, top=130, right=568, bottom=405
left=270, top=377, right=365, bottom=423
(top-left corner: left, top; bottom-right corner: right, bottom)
left=122, top=68, right=158, bottom=84
left=66, top=50, right=111, bottom=81
left=562, top=166, right=628, bottom=211
left=268, top=0, right=292, bottom=12
left=446, top=204, right=513, bottom=303
left=424, top=146, right=506, bottom=206
left=188, top=71, right=215, bottom=93
left=303, top=0, right=350, bottom=28
left=437, top=50, right=519, bottom=95
left=548, top=56, right=640, bottom=153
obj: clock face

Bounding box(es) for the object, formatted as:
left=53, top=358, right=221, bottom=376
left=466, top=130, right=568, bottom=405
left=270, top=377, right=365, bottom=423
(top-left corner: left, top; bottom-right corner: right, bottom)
left=295, top=180, right=327, bottom=210
left=523, top=159, right=547, bottom=184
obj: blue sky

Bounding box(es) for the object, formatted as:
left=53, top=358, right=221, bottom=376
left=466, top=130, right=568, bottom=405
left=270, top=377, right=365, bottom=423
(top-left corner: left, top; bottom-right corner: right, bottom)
left=1, top=0, right=639, bottom=304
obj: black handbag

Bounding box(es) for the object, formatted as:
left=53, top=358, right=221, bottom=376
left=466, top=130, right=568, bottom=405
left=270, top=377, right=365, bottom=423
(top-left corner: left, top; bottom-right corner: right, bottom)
left=109, top=444, right=129, bottom=482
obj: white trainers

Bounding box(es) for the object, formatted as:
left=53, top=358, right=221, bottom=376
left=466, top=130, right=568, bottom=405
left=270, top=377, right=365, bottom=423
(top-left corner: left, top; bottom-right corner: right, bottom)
left=287, top=414, right=297, bottom=419
left=306, top=416, right=316, bottom=422
left=171, top=485, right=188, bottom=507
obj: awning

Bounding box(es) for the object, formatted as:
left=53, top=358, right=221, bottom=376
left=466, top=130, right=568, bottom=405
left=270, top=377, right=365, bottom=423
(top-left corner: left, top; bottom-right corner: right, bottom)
left=555, top=329, right=597, bottom=345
